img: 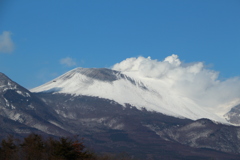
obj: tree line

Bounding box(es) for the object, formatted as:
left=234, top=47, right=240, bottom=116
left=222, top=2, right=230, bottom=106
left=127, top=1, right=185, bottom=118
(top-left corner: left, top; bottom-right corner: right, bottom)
left=0, top=133, right=134, bottom=160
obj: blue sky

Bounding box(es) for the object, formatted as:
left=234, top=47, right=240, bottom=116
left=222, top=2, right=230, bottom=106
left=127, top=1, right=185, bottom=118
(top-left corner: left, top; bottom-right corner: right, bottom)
left=0, top=0, right=239, bottom=89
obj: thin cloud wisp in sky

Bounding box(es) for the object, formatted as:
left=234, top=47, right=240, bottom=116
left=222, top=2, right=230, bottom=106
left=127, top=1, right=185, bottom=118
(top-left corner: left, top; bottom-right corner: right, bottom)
left=0, top=31, right=14, bottom=53
left=60, top=57, right=77, bottom=67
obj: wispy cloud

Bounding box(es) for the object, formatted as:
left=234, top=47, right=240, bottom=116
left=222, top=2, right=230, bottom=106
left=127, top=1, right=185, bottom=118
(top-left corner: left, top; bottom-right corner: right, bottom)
left=60, top=57, right=77, bottom=67
left=0, top=31, right=14, bottom=53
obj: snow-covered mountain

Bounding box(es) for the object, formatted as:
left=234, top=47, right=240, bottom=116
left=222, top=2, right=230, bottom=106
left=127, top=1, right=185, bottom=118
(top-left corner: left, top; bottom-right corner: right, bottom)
left=2, top=70, right=240, bottom=159
left=0, top=72, right=70, bottom=137
left=31, top=66, right=235, bottom=125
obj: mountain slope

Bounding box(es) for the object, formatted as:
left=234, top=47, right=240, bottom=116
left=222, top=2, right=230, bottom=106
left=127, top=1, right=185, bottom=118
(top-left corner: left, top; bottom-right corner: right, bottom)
left=34, top=92, right=240, bottom=159
left=31, top=67, right=229, bottom=124
left=224, top=104, right=240, bottom=125
left=0, top=72, right=71, bottom=137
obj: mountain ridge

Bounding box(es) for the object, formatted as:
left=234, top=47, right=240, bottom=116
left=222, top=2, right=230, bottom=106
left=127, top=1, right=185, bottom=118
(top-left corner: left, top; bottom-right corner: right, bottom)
left=31, top=67, right=236, bottom=125
left=0, top=72, right=71, bottom=137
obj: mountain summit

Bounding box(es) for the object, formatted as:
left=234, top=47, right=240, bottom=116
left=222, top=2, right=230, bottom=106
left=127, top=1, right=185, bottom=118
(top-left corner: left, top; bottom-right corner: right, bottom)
left=31, top=67, right=232, bottom=124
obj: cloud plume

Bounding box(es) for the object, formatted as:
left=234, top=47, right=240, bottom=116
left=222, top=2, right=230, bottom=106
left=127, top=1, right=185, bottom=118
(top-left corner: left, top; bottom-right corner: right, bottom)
left=60, top=57, right=77, bottom=67
left=112, top=55, right=240, bottom=115
left=0, top=31, right=14, bottom=53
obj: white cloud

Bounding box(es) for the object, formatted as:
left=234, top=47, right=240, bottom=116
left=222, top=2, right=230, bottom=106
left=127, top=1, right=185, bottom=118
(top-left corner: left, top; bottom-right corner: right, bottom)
left=0, top=31, right=14, bottom=53
left=60, top=57, right=77, bottom=67
left=112, top=55, right=240, bottom=115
